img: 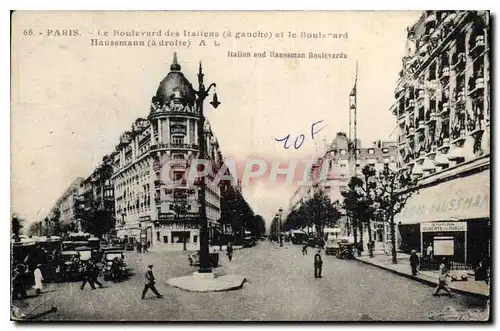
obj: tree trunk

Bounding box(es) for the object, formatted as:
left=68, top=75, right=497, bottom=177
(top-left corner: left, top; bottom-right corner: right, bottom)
left=390, top=214, right=398, bottom=264
left=352, top=217, right=358, bottom=244
left=358, top=221, right=363, bottom=256
left=367, top=219, right=372, bottom=243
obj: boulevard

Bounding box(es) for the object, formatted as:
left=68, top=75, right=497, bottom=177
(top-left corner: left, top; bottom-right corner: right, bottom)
left=14, top=242, right=487, bottom=321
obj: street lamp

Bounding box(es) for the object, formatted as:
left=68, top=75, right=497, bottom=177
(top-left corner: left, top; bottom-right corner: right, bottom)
left=278, top=207, right=283, bottom=247
left=194, top=61, right=220, bottom=274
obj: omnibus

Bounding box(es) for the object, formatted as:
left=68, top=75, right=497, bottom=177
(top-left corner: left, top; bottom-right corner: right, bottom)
left=290, top=230, right=308, bottom=245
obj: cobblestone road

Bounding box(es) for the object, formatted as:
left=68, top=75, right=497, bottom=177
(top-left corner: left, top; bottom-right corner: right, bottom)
left=13, top=242, right=488, bottom=321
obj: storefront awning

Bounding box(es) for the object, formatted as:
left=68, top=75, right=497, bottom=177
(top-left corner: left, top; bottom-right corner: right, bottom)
left=396, top=169, right=490, bottom=224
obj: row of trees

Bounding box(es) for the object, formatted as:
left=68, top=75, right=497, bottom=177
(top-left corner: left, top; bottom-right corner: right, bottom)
left=341, top=164, right=418, bottom=264
left=220, top=185, right=266, bottom=239
left=283, top=190, right=342, bottom=238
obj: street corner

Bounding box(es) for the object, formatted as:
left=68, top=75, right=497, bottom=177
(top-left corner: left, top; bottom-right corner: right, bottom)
left=166, top=273, right=246, bottom=292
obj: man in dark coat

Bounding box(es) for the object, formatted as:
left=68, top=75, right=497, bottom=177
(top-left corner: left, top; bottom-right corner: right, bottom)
left=302, top=243, right=308, bottom=255
left=410, top=250, right=419, bottom=276
left=90, top=260, right=103, bottom=288
left=141, top=265, right=163, bottom=300
left=314, top=249, right=323, bottom=278
left=80, top=261, right=97, bottom=290
left=227, top=243, right=234, bottom=262
left=12, top=265, right=27, bottom=300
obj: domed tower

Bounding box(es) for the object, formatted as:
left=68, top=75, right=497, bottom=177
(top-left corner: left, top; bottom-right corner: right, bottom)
left=148, top=52, right=199, bottom=149
left=147, top=53, right=202, bottom=247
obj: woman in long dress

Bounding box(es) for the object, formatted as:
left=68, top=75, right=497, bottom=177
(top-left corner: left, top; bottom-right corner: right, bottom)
left=33, top=264, right=44, bottom=295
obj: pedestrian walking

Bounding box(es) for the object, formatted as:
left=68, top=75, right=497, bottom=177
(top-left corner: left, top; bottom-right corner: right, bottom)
left=433, top=258, right=453, bottom=296
left=369, top=240, right=375, bottom=258
left=410, top=250, right=419, bottom=276
left=314, top=249, right=323, bottom=279
left=80, top=261, right=97, bottom=290
left=426, top=244, right=434, bottom=260
left=12, top=265, right=27, bottom=300
left=302, top=243, right=308, bottom=255
left=141, top=265, right=163, bottom=300
left=90, top=260, right=103, bottom=288
left=33, top=264, right=44, bottom=295
left=227, top=242, right=234, bottom=262
left=143, top=241, right=149, bottom=253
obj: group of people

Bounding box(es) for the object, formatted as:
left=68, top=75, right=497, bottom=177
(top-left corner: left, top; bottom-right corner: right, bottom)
left=136, top=241, right=151, bottom=253
left=12, top=264, right=44, bottom=300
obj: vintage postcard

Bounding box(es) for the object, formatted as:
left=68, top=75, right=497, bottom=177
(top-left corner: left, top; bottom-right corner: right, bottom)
left=10, top=11, right=490, bottom=321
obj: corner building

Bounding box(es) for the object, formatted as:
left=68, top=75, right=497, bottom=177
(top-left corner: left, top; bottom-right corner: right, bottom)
left=391, top=11, right=490, bottom=269
left=111, top=54, right=223, bottom=248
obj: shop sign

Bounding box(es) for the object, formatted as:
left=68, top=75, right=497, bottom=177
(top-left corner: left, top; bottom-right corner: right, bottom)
left=170, top=124, right=186, bottom=135
left=158, top=213, right=169, bottom=220
left=402, top=193, right=489, bottom=218
left=140, top=216, right=151, bottom=221
left=420, top=221, right=467, bottom=232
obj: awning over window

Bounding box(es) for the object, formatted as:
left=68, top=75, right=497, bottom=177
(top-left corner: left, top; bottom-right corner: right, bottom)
left=396, top=169, right=490, bottom=225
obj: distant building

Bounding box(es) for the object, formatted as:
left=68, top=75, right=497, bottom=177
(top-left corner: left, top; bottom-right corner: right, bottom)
left=48, top=177, right=84, bottom=226
left=76, top=157, right=115, bottom=232
left=288, top=132, right=398, bottom=241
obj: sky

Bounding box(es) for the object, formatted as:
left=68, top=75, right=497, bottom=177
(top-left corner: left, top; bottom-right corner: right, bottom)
left=11, top=11, right=422, bottom=227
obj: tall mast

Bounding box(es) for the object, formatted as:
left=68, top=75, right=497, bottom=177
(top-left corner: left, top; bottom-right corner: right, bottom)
left=349, top=62, right=359, bottom=178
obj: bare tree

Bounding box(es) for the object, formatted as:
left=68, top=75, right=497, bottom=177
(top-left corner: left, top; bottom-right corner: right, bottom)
left=372, top=166, right=418, bottom=264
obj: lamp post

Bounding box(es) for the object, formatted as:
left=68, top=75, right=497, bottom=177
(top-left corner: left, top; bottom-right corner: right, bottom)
left=194, top=61, right=220, bottom=273
left=279, top=207, right=283, bottom=247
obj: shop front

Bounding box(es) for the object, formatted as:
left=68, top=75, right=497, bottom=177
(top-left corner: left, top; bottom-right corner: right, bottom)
left=153, top=212, right=200, bottom=248
left=395, top=168, right=490, bottom=269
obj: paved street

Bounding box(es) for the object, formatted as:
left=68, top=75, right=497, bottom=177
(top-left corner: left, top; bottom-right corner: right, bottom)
left=14, top=242, right=488, bottom=321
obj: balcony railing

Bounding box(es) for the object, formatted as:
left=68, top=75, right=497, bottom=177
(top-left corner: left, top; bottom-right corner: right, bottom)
left=417, top=90, right=425, bottom=101
left=470, top=34, right=486, bottom=57
left=150, top=143, right=199, bottom=151
left=440, top=66, right=450, bottom=79
left=452, top=53, right=466, bottom=69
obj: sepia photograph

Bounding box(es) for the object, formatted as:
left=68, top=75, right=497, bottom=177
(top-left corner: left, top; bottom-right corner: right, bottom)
left=10, top=10, right=490, bottom=321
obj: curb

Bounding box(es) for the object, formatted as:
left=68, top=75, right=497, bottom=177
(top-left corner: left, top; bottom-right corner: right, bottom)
left=355, top=257, right=489, bottom=299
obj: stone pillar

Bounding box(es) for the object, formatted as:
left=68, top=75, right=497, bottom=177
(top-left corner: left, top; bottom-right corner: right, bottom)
left=186, top=119, right=190, bottom=144
left=166, top=118, right=171, bottom=144
left=194, top=120, right=198, bottom=146
left=158, top=119, right=163, bottom=143
left=150, top=124, right=156, bottom=145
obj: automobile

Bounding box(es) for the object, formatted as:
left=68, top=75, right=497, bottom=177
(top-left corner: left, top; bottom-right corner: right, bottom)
left=34, top=236, right=63, bottom=282
left=291, top=231, right=308, bottom=245
left=58, top=251, right=82, bottom=281
left=12, top=239, right=38, bottom=288
left=124, top=242, right=135, bottom=251
left=75, top=246, right=93, bottom=262
left=87, top=237, right=101, bottom=257
left=325, top=237, right=350, bottom=256
left=336, top=243, right=356, bottom=260
left=243, top=236, right=256, bottom=248
left=61, top=241, right=74, bottom=251
left=102, top=250, right=127, bottom=281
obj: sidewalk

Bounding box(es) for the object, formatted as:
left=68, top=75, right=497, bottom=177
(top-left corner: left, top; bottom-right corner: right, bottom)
left=355, top=250, right=490, bottom=298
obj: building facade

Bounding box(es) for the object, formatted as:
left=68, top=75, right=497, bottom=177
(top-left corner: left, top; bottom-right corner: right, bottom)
left=75, top=157, right=115, bottom=233
left=288, top=133, right=399, bottom=241
left=110, top=54, right=224, bottom=247
left=391, top=11, right=490, bottom=268
left=48, top=177, right=84, bottom=226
